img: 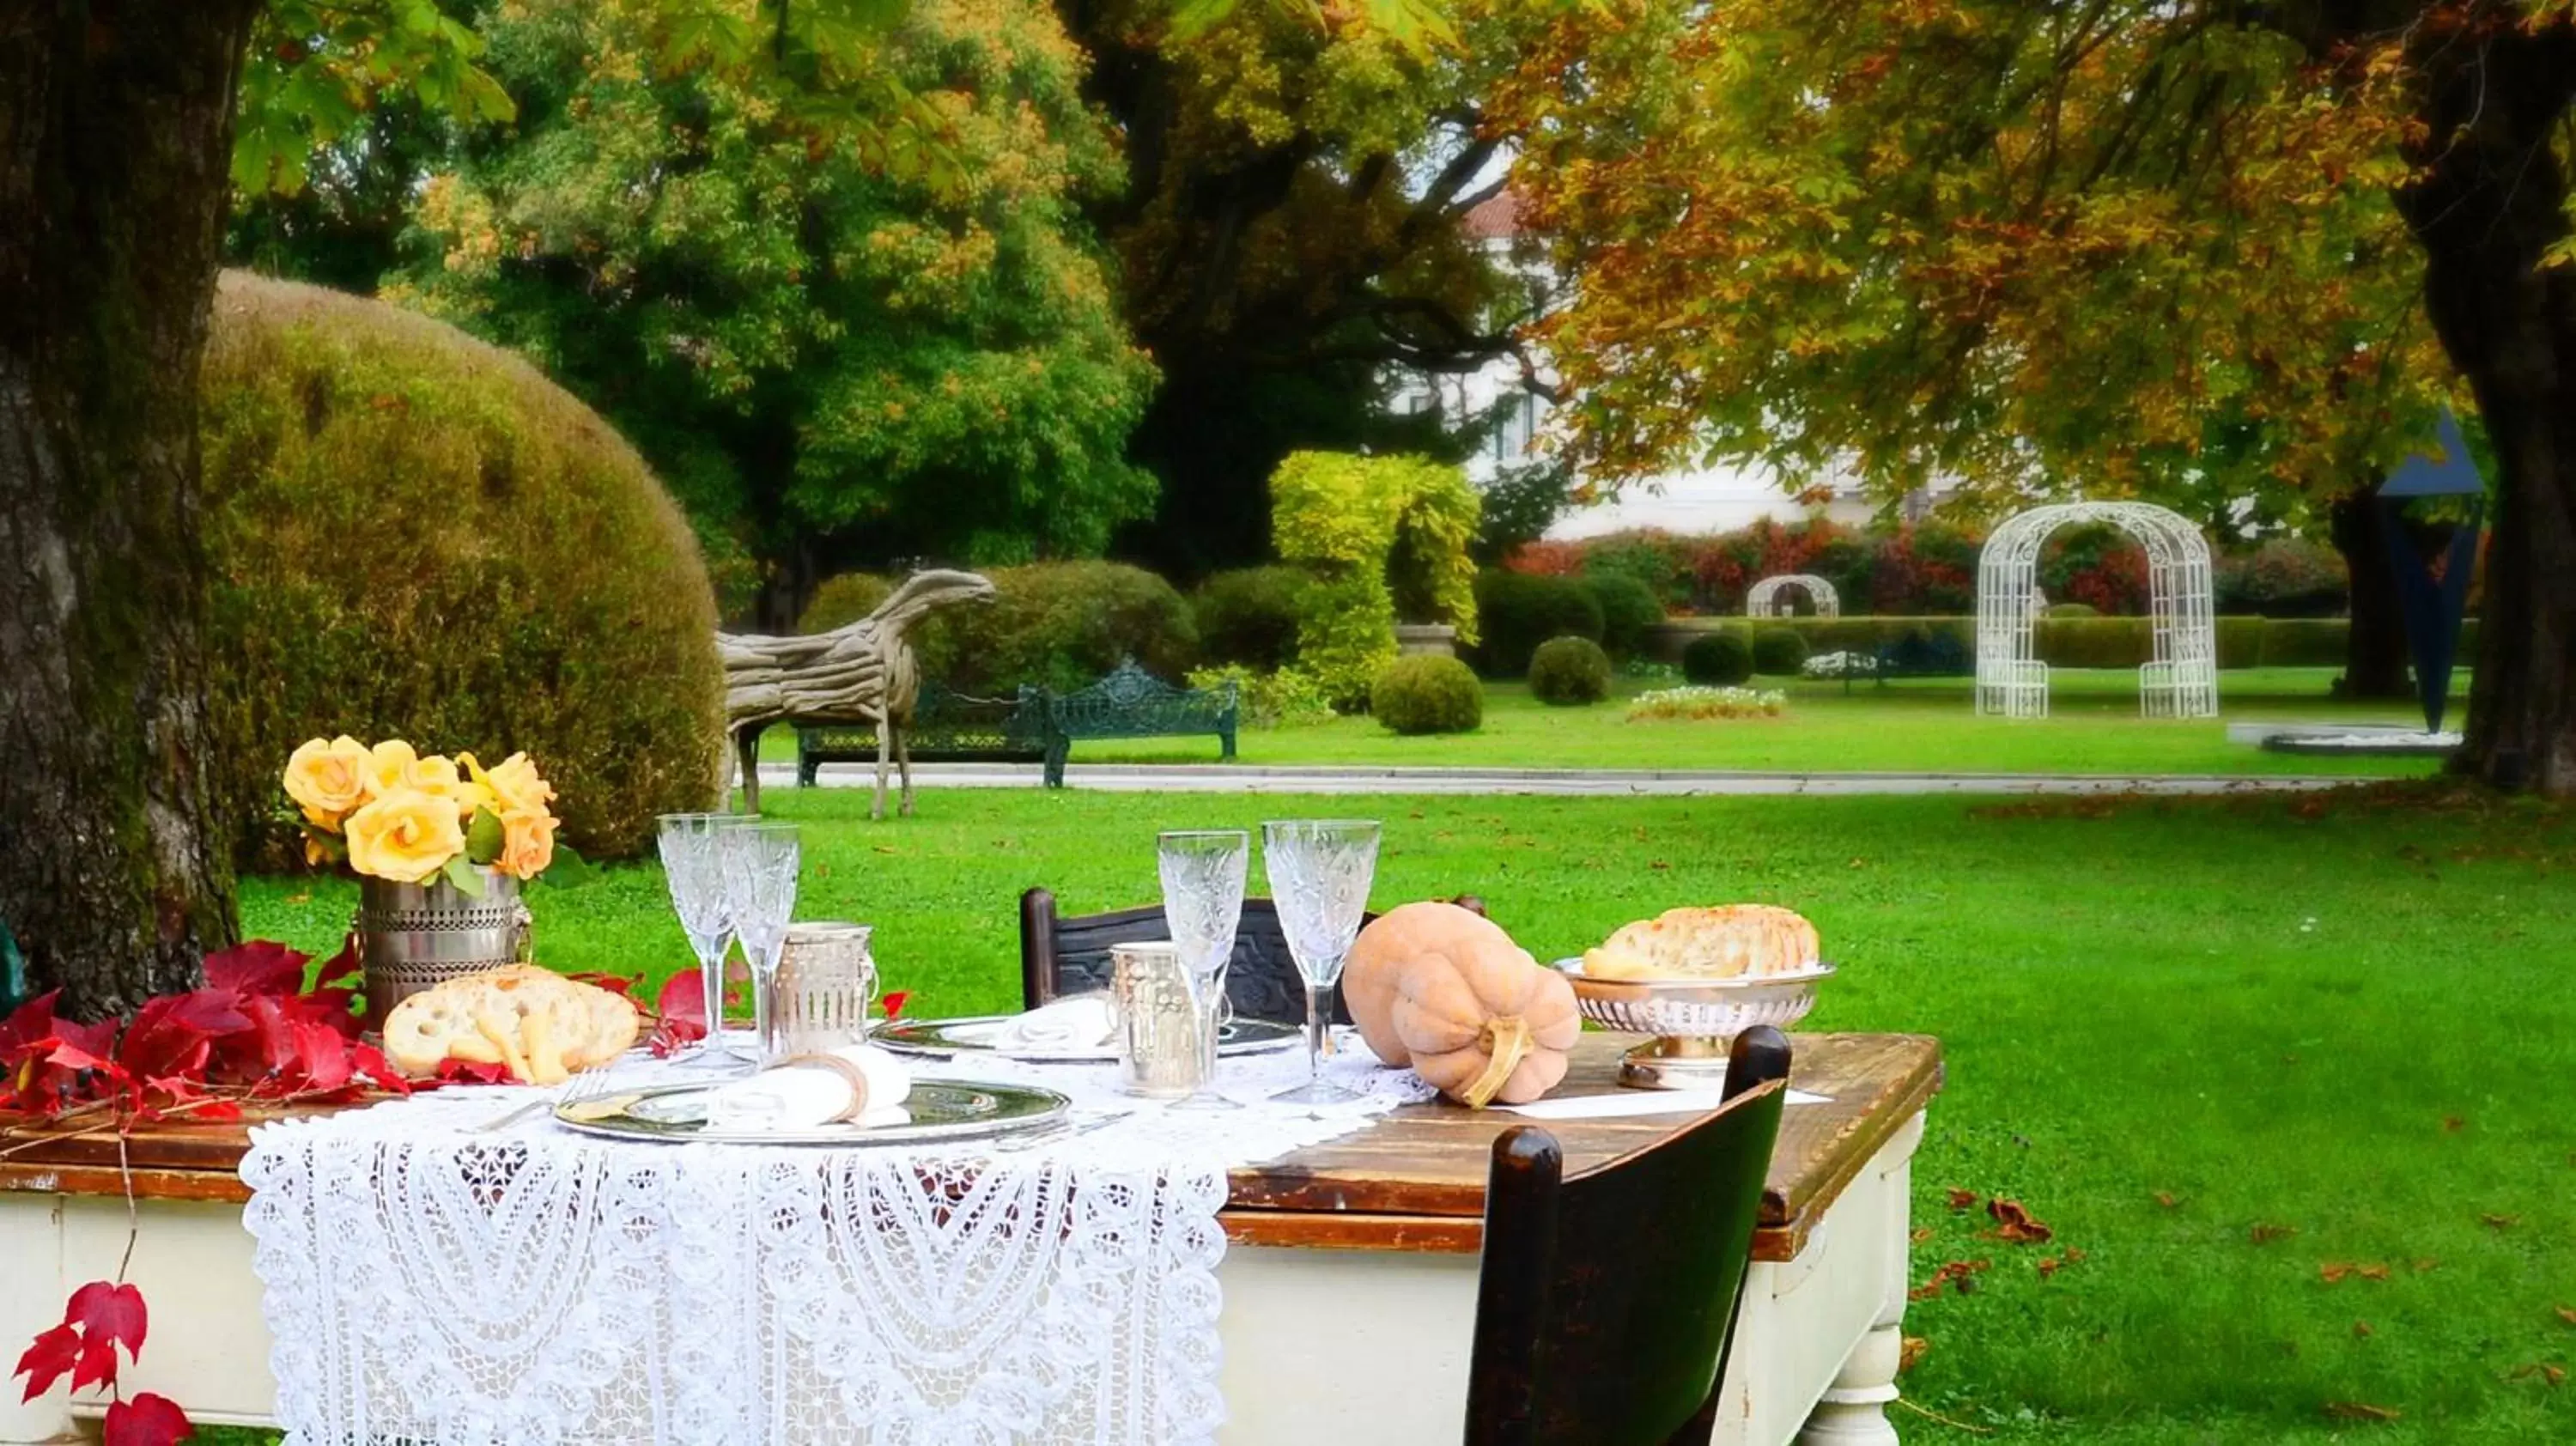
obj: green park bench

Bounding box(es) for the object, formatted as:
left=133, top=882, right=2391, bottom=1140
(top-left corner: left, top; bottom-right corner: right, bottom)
left=795, top=683, right=1049, bottom=787
left=1042, top=659, right=1238, bottom=787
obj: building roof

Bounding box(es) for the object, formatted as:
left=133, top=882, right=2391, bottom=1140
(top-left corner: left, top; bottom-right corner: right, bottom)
left=1459, top=190, right=1523, bottom=241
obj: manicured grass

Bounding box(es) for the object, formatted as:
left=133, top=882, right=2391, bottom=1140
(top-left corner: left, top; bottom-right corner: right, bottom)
left=240, top=783, right=2574, bottom=1443
left=766, top=668, right=2458, bottom=778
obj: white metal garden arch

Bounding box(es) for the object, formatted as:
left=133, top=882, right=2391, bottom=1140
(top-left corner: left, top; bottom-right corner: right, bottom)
left=1746, top=574, right=1841, bottom=618
left=1975, top=501, right=2217, bottom=719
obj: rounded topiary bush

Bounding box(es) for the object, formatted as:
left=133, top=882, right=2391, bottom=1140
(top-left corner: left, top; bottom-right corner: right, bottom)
left=799, top=572, right=895, bottom=633
left=1473, top=569, right=1604, bottom=677
left=1585, top=572, right=1664, bottom=660
left=1194, top=565, right=1310, bottom=670
left=2044, top=601, right=2099, bottom=619
left=1528, top=635, right=1613, bottom=706
left=1752, top=628, right=1811, bottom=677
left=1371, top=655, right=1485, bottom=734
left=917, top=560, right=1197, bottom=694
left=199, top=273, right=724, bottom=865
left=1682, top=631, right=1755, bottom=685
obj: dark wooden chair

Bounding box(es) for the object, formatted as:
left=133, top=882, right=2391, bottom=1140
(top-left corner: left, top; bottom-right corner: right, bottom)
left=1018, top=887, right=1485, bottom=1027
left=1464, top=1027, right=1793, bottom=1446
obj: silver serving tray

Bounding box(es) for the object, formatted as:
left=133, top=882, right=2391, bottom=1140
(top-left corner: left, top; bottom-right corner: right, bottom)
left=553, top=1078, right=1069, bottom=1147
left=873, top=1013, right=1301, bottom=1064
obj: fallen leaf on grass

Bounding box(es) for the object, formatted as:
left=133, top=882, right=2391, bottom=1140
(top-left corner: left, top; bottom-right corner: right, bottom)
left=284, top=892, right=311, bottom=905
left=2321, top=1262, right=2392, bottom=1285
left=2322, top=1401, right=2402, bottom=1422
left=2443, top=1115, right=2466, bottom=1133
left=1899, top=1336, right=1930, bottom=1373
left=2038, top=1257, right=2061, bottom=1278
left=1988, top=1198, right=2052, bottom=1243
left=2064, top=1247, right=2087, bottom=1262
left=2154, top=1191, right=2182, bottom=1209
left=1910, top=1226, right=1935, bottom=1244
left=2353, top=1321, right=2373, bottom=1339
left=2484, top=1213, right=2521, bottom=1230
left=1945, top=1188, right=1979, bottom=1212
left=2555, top=1306, right=2576, bottom=1328
left=1649, top=860, right=1670, bottom=871
left=2508, top=1364, right=2567, bottom=1388
left=1909, top=1259, right=1992, bottom=1301
left=2412, top=1259, right=2439, bottom=1273
left=2250, top=1223, right=2298, bottom=1246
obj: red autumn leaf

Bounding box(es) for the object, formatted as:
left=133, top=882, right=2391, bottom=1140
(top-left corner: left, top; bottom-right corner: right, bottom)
left=101, top=1391, right=191, bottom=1446
left=202, top=939, right=308, bottom=997
left=1988, top=1197, right=2053, bottom=1244
left=71, top=1329, right=121, bottom=1396
left=0, top=992, right=63, bottom=1060
left=350, top=1043, right=408, bottom=1095
left=433, top=1057, right=513, bottom=1086
left=289, top=1020, right=354, bottom=1093
left=1898, top=1335, right=1929, bottom=1372
left=881, top=990, right=911, bottom=1021
left=66, top=1282, right=147, bottom=1364
left=43, top=1039, right=121, bottom=1078
left=569, top=972, right=641, bottom=999
left=186, top=1100, right=244, bottom=1122
left=316, top=937, right=361, bottom=987
left=13, top=1323, right=78, bottom=1403
left=2037, top=1256, right=2061, bottom=1278
left=656, top=970, right=708, bottom=1030
left=1944, top=1188, right=1978, bottom=1212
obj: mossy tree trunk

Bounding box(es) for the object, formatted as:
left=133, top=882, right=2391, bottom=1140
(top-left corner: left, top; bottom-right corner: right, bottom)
left=0, top=2, right=259, bottom=1018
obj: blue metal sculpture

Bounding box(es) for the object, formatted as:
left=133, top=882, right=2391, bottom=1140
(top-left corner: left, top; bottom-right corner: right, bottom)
left=2377, top=410, right=2486, bottom=734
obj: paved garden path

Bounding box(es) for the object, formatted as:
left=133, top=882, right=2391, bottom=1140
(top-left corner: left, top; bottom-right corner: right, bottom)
left=763, top=762, right=2356, bottom=797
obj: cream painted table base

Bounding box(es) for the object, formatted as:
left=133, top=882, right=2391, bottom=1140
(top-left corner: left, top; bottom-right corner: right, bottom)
left=0, top=1112, right=1922, bottom=1445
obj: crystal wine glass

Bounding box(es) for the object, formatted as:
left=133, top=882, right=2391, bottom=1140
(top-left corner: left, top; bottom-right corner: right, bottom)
left=719, top=823, right=802, bottom=1066
left=1262, top=819, right=1381, bottom=1107
left=1159, top=829, right=1249, bottom=1110
left=657, top=812, right=756, bottom=1069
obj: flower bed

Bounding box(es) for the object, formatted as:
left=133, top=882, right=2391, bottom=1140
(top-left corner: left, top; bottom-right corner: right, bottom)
left=1625, top=686, right=1789, bottom=721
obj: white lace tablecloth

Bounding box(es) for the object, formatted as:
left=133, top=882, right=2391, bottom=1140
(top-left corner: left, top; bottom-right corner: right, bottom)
left=239, top=1030, right=1431, bottom=1446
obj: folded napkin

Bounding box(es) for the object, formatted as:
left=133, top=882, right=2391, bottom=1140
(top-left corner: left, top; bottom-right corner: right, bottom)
left=981, top=994, right=1118, bottom=1053
left=702, top=1044, right=914, bottom=1132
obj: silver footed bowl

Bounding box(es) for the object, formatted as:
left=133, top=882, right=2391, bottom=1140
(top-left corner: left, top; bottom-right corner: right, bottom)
left=1552, top=957, right=1833, bottom=1039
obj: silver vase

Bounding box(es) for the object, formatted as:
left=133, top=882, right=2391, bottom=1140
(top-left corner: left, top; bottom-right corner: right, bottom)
left=356, top=868, right=532, bottom=1024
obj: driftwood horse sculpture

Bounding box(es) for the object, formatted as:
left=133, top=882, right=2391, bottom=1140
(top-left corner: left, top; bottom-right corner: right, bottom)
left=717, top=569, right=996, bottom=818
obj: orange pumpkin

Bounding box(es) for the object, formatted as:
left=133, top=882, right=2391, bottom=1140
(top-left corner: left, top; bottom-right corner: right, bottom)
left=1342, top=901, right=1523, bottom=1066
left=1386, top=928, right=1582, bottom=1109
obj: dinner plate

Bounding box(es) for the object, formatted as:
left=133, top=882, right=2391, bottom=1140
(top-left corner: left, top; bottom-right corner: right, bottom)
left=552, top=1078, right=1069, bottom=1147
left=873, top=1013, right=1302, bottom=1064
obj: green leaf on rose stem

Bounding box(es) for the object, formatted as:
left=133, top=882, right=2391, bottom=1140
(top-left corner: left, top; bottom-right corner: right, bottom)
left=465, top=805, right=505, bottom=866
left=535, top=842, right=599, bottom=890
left=443, top=854, right=486, bottom=898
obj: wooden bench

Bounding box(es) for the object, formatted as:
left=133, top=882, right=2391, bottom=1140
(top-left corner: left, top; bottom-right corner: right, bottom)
left=1042, top=659, right=1237, bottom=787
left=795, top=683, right=1048, bottom=787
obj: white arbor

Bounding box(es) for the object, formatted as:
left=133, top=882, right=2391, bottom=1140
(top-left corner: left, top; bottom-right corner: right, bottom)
left=1747, top=574, right=1841, bottom=618
left=1975, top=502, right=2217, bottom=719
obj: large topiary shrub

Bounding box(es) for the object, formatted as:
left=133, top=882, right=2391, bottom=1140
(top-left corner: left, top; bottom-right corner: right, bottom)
left=1528, top=635, right=1614, bottom=706
left=1751, top=628, right=1812, bottom=677
left=1585, top=572, right=1665, bottom=660
left=799, top=572, right=894, bottom=633
left=1473, top=569, right=1604, bottom=677
left=915, top=560, right=1196, bottom=694
left=1272, top=452, right=1481, bottom=708
left=1193, top=566, right=1311, bottom=670
left=199, top=273, right=725, bottom=865
left=1371, top=655, right=1485, bottom=734
left=1683, top=632, right=1755, bottom=685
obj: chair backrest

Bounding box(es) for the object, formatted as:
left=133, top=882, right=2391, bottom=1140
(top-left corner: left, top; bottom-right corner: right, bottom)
left=1018, top=887, right=1485, bottom=1027
left=1464, top=1027, right=1792, bottom=1446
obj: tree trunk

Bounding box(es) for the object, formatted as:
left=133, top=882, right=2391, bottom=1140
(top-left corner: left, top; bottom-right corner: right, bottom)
left=2327, top=489, right=2411, bottom=700
left=0, top=2, right=260, bottom=1017
left=2383, top=20, right=2576, bottom=793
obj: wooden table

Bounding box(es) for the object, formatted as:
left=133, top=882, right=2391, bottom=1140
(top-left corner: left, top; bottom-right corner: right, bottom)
left=0, top=1031, right=1939, bottom=1446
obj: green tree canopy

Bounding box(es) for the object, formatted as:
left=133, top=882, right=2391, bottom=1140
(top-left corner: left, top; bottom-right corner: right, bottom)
left=387, top=0, right=1158, bottom=618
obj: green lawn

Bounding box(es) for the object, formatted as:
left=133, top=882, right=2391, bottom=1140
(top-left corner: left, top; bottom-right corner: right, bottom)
left=769, top=667, right=2457, bottom=778
left=240, top=783, right=2574, bottom=1443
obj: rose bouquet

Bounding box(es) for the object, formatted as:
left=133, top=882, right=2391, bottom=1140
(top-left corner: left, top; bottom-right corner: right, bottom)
left=283, top=737, right=559, bottom=896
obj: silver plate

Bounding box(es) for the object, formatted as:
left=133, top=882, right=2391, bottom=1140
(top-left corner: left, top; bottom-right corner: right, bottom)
left=552, top=1078, right=1069, bottom=1147
left=874, top=1013, right=1302, bottom=1064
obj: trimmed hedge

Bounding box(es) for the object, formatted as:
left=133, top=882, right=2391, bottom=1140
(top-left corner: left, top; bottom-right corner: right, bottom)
left=1647, top=615, right=2478, bottom=673
left=1585, top=572, right=1665, bottom=660
left=2259, top=618, right=2349, bottom=668
left=1752, top=628, right=1812, bottom=677
left=1682, top=632, right=1755, bottom=685
left=1193, top=566, right=1310, bottom=671
left=1528, top=635, right=1613, bottom=706
left=799, top=572, right=893, bottom=633
left=916, top=561, right=1197, bottom=694
left=1372, top=655, right=1485, bottom=734
left=1473, top=569, right=1603, bottom=677
left=2216, top=617, right=2267, bottom=671
left=200, top=273, right=724, bottom=865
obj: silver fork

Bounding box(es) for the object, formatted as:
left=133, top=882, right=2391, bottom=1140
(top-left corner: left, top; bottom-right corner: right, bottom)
left=472, top=1058, right=627, bottom=1134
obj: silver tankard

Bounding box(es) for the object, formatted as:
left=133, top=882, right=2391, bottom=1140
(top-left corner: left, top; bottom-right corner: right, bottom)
left=766, top=921, right=877, bottom=1063
left=1109, top=940, right=1204, bottom=1098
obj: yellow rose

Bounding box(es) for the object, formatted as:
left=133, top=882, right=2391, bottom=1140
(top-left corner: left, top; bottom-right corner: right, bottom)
left=467, top=750, right=556, bottom=816
left=343, top=787, right=466, bottom=884
left=361, top=739, right=419, bottom=802
left=496, top=805, right=557, bottom=879
left=283, top=735, right=371, bottom=829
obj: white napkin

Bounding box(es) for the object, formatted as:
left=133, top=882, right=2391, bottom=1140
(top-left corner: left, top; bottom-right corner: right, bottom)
left=1496, top=1085, right=1827, bottom=1121
left=981, top=995, right=1119, bottom=1053
left=702, top=1045, right=914, bottom=1132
